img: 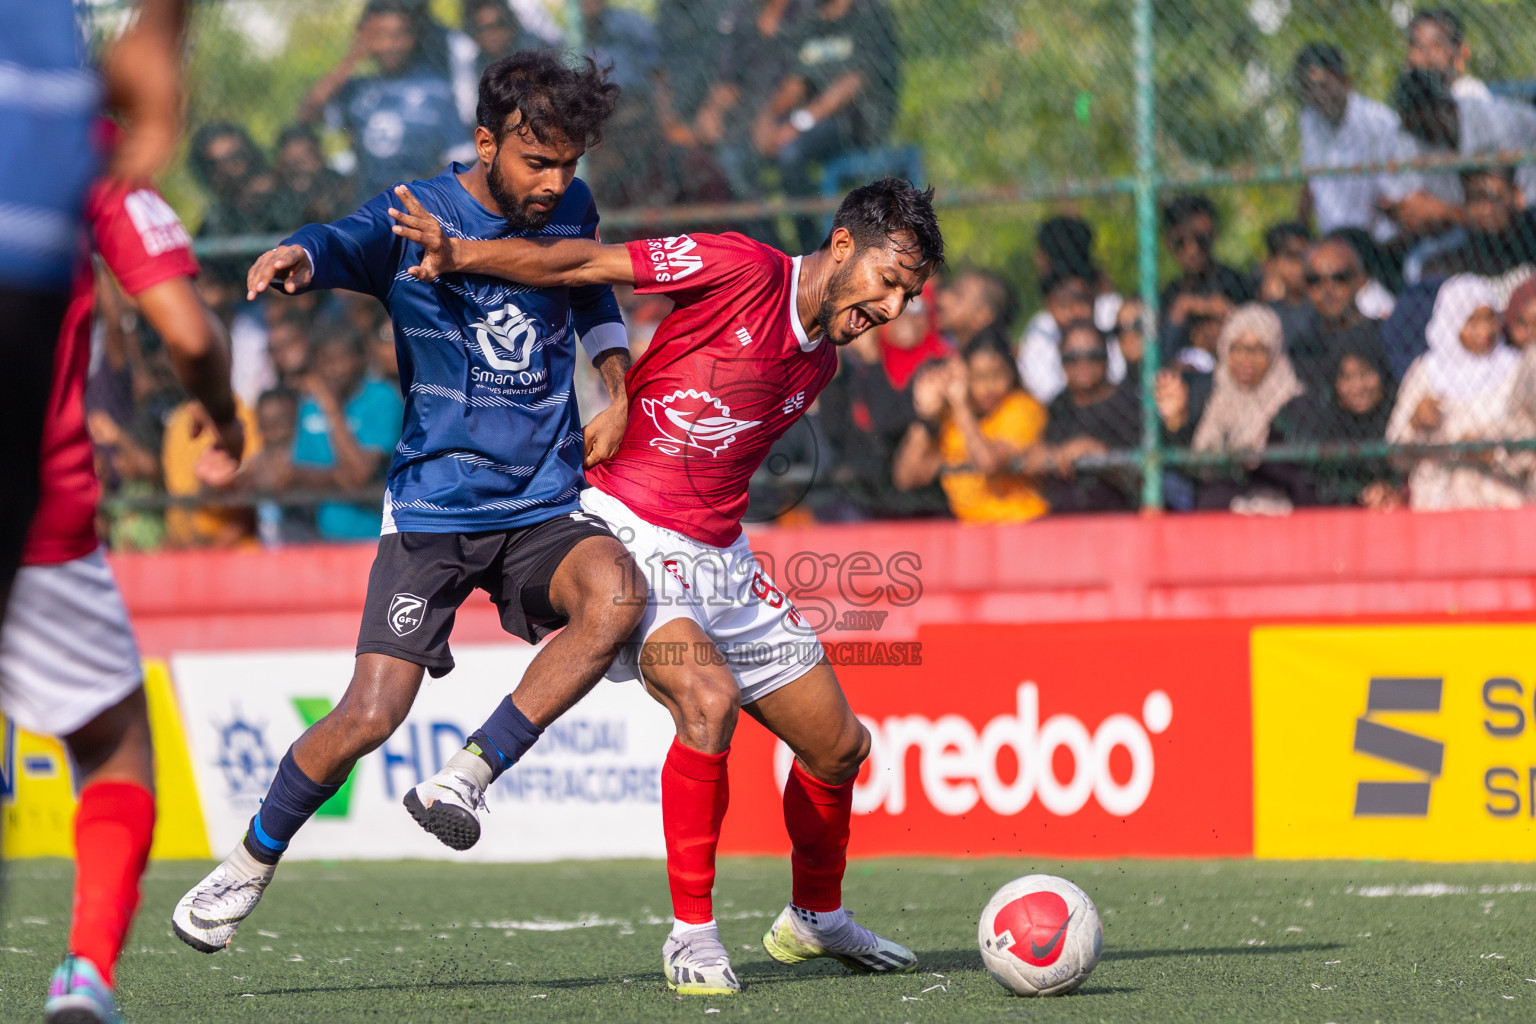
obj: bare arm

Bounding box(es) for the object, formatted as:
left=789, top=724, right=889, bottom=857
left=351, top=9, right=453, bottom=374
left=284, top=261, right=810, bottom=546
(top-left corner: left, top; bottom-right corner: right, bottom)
left=299, top=380, right=382, bottom=489
left=298, top=30, right=371, bottom=123
left=387, top=185, right=635, bottom=287
left=804, top=70, right=864, bottom=122
left=753, top=75, right=808, bottom=155
left=949, top=402, right=1019, bottom=475
left=133, top=275, right=245, bottom=472
left=892, top=421, right=945, bottom=491
left=101, top=0, right=188, bottom=181
left=583, top=348, right=633, bottom=469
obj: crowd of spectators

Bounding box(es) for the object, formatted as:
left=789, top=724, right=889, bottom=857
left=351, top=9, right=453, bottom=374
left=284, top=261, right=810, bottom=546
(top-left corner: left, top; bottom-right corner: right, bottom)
left=185, top=0, right=907, bottom=254
left=82, top=4, right=1536, bottom=546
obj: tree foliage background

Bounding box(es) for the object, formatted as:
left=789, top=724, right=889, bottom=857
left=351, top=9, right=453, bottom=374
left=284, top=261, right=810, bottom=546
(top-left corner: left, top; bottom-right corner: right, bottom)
left=93, top=0, right=1536, bottom=312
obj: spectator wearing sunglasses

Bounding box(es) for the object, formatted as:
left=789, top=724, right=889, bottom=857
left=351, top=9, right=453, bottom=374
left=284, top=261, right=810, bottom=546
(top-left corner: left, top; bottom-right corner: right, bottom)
left=1018, top=267, right=1127, bottom=404
left=1042, top=320, right=1141, bottom=513
left=1159, top=194, right=1256, bottom=360
left=1290, top=236, right=1392, bottom=393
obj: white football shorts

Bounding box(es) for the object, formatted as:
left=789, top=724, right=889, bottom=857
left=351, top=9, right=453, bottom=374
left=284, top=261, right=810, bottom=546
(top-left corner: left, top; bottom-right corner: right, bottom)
left=0, top=547, right=143, bottom=736
left=580, top=486, right=824, bottom=705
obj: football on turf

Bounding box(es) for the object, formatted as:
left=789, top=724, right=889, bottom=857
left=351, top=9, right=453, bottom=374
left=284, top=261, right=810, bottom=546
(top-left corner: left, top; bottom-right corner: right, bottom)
left=977, top=874, right=1102, bottom=996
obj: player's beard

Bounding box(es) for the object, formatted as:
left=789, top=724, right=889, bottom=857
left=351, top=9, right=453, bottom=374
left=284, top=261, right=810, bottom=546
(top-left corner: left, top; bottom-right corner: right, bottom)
left=815, top=258, right=882, bottom=344
left=487, top=149, right=559, bottom=233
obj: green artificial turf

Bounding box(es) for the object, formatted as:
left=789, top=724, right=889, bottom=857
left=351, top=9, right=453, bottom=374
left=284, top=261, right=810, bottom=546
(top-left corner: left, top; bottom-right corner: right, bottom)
left=3, top=856, right=1536, bottom=1022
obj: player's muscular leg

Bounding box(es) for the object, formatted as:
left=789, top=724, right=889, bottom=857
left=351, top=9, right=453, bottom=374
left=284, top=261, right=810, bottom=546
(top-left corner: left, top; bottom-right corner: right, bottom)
left=639, top=618, right=740, bottom=754
left=508, top=535, right=646, bottom=726
left=291, top=653, right=425, bottom=785
left=744, top=660, right=870, bottom=784
left=64, top=687, right=155, bottom=790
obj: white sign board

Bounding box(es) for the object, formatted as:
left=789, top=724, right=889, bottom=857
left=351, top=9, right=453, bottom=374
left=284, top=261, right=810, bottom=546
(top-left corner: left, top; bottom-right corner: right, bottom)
left=171, top=645, right=673, bottom=861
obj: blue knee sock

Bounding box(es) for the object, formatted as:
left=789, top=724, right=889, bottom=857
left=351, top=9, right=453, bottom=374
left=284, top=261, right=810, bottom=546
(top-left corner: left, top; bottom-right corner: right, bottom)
left=242, top=749, right=341, bottom=864
left=465, top=696, right=543, bottom=783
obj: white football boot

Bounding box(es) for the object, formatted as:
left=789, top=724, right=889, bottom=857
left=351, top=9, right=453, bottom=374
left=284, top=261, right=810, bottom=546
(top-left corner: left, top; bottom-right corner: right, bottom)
left=172, top=843, right=276, bottom=953
left=762, top=905, right=917, bottom=974
left=404, top=763, right=488, bottom=851
left=662, top=924, right=741, bottom=995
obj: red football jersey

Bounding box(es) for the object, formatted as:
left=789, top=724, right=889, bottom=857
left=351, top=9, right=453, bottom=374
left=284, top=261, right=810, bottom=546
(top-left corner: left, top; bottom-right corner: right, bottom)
left=587, top=233, right=837, bottom=546
left=24, top=178, right=197, bottom=565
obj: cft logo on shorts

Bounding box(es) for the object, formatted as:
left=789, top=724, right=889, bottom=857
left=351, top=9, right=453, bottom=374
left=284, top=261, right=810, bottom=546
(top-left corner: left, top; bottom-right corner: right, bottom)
left=388, top=593, right=426, bottom=637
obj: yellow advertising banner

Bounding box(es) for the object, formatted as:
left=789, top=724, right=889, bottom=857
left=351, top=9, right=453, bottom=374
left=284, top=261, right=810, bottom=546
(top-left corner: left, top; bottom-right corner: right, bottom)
left=1254, top=624, right=1536, bottom=860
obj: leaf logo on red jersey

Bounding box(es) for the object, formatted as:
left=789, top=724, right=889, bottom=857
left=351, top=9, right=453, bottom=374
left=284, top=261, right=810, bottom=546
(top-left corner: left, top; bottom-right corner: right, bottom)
left=641, top=388, right=762, bottom=456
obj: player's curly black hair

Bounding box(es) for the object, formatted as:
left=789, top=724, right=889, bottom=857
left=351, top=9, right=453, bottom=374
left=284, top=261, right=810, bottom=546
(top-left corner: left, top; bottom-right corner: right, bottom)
left=825, top=178, right=945, bottom=273
left=476, top=50, right=621, bottom=150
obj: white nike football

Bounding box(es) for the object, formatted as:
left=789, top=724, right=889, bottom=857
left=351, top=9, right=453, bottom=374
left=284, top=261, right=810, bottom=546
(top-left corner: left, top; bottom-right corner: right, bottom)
left=977, top=874, right=1102, bottom=996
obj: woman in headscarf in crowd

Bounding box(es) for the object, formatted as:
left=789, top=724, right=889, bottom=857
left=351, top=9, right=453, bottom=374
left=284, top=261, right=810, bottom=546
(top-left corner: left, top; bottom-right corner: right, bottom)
left=1191, top=304, right=1306, bottom=511
left=1505, top=277, right=1536, bottom=352
left=1388, top=275, right=1525, bottom=509
left=1497, top=278, right=1536, bottom=495
left=1270, top=332, right=1404, bottom=509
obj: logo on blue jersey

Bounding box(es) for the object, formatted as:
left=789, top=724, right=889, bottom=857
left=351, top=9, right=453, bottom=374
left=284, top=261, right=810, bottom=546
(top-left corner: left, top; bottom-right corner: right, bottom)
left=472, top=303, right=539, bottom=372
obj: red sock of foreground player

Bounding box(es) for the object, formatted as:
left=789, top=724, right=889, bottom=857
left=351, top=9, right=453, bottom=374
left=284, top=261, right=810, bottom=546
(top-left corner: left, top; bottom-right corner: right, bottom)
left=661, top=739, right=730, bottom=925
left=69, top=781, right=155, bottom=986
left=783, top=761, right=853, bottom=913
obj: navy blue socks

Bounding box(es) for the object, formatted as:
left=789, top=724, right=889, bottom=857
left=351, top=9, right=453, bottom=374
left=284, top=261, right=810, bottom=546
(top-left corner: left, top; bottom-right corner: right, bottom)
left=465, top=696, right=544, bottom=783
left=242, top=749, right=342, bottom=865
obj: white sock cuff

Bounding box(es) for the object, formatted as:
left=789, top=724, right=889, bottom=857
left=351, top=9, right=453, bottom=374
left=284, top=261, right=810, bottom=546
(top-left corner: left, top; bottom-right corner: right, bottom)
left=791, top=904, right=846, bottom=930
left=670, top=918, right=718, bottom=938
left=445, top=748, right=494, bottom=791
left=228, top=841, right=277, bottom=881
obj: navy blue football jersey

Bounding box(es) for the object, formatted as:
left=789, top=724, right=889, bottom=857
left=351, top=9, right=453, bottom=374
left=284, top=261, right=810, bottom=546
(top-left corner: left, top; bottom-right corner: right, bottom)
left=286, top=164, right=625, bottom=533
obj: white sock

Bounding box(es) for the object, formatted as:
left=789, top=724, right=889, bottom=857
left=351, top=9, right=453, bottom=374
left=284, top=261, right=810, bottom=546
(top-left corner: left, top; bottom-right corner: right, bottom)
left=446, top=748, right=494, bottom=791
left=791, top=904, right=846, bottom=931
left=670, top=918, right=717, bottom=939
left=227, top=841, right=277, bottom=883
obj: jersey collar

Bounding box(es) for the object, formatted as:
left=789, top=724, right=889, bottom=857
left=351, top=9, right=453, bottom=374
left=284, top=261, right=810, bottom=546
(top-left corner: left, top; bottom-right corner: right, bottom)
left=789, top=255, right=820, bottom=352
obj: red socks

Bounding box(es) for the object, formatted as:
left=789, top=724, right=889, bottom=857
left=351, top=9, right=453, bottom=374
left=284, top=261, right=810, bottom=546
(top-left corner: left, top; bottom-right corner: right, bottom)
left=783, top=761, right=853, bottom=913
left=661, top=739, right=730, bottom=925
left=69, top=781, right=156, bottom=985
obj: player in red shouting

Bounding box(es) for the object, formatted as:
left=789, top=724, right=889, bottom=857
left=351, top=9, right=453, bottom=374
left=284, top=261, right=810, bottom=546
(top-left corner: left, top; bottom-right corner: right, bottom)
left=390, top=178, right=943, bottom=994
left=0, top=157, right=244, bottom=1024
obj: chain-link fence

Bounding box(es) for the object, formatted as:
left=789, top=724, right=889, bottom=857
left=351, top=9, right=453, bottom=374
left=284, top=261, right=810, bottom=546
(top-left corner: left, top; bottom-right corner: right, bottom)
left=80, top=0, right=1536, bottom=544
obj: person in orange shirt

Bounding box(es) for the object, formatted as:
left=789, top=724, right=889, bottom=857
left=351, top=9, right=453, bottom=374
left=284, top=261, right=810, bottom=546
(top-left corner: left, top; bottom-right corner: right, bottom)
left=161, top=398, right=262, bottom=548
left=894, top=332, right=1102, bottom=522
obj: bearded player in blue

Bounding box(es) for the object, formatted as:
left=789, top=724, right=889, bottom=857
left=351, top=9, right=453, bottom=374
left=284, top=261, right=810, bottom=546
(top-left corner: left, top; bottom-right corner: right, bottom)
left=173, top=51, right=649, bottom=953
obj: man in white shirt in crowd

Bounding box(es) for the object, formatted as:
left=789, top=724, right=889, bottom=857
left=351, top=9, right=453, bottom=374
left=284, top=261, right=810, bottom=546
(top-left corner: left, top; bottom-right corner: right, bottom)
left=1406, top=8, right=1492, bottom=103
left=1016, top=217, right=1126, bottom=404
left=1390, top=69, right=1536, bottom=282
left=1293, top=42, right=1420, bottom=245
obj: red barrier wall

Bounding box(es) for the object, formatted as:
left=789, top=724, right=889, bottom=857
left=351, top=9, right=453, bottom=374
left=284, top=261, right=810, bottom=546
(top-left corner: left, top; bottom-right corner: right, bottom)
left=114, top=505, right=1536, bottom=656
left=107, top=507, right=1536, bottom=862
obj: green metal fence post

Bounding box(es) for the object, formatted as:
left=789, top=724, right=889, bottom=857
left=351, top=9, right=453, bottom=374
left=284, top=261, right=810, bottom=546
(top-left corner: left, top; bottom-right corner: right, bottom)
left=1133, top=0, right=1162, bottom=511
